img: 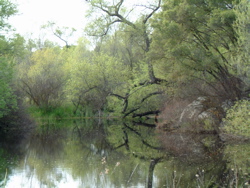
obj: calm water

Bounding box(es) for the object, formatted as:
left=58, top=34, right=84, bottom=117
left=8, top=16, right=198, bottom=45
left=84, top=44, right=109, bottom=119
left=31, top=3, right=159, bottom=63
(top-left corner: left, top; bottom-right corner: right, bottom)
left=0, top=119, right=250, bottom=188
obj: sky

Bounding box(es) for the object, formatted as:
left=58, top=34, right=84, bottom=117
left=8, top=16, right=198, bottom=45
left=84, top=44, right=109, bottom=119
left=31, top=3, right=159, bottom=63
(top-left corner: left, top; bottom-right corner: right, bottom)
left=9, top=0, right=89, bottom=45
left=8, top=0, right=154, bottom=46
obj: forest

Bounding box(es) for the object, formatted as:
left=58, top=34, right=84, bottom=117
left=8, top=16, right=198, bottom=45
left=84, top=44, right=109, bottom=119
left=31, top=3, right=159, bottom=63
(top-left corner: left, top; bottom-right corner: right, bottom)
left=0, top=0, right=250, bottom=137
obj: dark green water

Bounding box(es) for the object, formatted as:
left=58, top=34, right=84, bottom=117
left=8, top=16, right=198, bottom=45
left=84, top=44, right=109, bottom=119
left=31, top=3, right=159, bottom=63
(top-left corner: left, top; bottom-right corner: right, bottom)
left=0, top=119, right=250, bottom=188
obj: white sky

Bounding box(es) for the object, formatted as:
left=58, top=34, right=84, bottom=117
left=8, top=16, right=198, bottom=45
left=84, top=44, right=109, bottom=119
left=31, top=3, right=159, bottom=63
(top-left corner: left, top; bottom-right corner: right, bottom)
left=9, top=0, right=89, bottom=45
left=8, top=0, right=156, bottom=46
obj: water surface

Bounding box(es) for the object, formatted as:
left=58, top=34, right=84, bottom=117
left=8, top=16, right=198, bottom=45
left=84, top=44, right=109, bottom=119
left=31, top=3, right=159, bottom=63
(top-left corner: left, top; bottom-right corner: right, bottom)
left=1, top=119, right=250, bottom=187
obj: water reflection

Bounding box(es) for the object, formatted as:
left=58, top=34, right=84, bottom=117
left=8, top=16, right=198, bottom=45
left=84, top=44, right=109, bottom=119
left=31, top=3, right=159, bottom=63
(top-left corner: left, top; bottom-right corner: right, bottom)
left=0, top=119, right=250, bottom=187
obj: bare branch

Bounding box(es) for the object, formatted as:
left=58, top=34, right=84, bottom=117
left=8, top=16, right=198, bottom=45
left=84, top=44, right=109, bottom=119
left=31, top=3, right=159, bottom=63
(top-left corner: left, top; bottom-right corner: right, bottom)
left=143, top=0, right=162, bottom=24
left=89, top=0, right=137, bottom=29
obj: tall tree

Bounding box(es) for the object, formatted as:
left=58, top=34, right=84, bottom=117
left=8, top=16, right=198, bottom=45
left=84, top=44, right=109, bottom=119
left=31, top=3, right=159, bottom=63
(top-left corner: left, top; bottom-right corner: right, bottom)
left=0, top=0, right=18, bottom=120
left=233, top=0, right=250, bottom=92
left=85, top=0, right=167, bottom=117
left=85, top=0, right=163, bottom=83
left=18, top=47, right=67, bottom=110
left=151, top=0, right=244, bottom=100
left=65, top=39, right=130, bottom=115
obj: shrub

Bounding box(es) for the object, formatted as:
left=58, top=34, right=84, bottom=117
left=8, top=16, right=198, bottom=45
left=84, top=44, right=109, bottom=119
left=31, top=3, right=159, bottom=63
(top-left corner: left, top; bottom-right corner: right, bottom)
left=222, top=99, right=250, bottom=137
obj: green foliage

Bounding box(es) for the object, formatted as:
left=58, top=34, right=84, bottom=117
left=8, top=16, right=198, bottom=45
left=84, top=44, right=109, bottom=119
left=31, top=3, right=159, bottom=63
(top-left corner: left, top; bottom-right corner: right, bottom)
left=222, top=100, right=250, bottom=137
left=0, top=0, right=17, bottom=30
left=233, top=0, right=250, bottom=87
left=224, top=143, right=250, bottom=173
left=66, top=46, right=131, bottom=113
left=84, top=0, right=165, bottom=116
left=0, top=26, right=21, bottom=120
left=0, top=59, right=17, bottom=118
left=106, top=122, right=164, bottom=159
left=0, top=0, right=24, bottom=125
left=18, top=47, right=67, bottom=111
left=151, top=0, right=243, bottom=99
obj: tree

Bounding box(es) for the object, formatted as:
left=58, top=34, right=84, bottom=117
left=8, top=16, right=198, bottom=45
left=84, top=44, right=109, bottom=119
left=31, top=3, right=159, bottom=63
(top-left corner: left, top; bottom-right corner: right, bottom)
left=233, top=0, right=250, bottom=92
left=84, top=0, right=167, bottom=117
left=0, top=59, right=17, bottom=118
left=0, top=0, right=17, bottom=31
left=85, top=0, right=163, bottom=84
left=65, top=40, right=130, bottom=115
left=222, top=99, right=250, bottom=137
left=0, top=0, right=18, bottom=121
left=151, top=0, right=245, bottom=100
left=42, top=22, right=76, bottom=48
left=18, top=47, right=67, bottom=110
left=92, top=29, right=145, bottom=71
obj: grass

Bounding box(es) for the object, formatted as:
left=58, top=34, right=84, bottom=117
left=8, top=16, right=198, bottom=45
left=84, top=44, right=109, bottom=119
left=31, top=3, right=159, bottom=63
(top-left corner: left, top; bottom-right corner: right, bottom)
left=28, top=105, right=92, bottom=120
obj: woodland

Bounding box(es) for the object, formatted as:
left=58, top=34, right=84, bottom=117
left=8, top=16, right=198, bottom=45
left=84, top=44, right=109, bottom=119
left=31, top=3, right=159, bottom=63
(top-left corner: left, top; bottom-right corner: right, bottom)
left=0, top=0, right=250, bottom=136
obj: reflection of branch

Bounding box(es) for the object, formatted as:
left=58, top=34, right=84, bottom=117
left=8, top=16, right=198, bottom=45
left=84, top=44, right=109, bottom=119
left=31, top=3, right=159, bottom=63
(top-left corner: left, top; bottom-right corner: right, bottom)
left=123, top=107, right=140, bottom=118
left=123, top=123, right=163, bottom=150
left=113, top=129, right=129, bottom=151
left=148, top=158, right=162, bottom=188
left=132, top=121, right=156, bottom=128
left=127, top=163, right=139, bottom=184
left=132, top=110, right=160, bottom=118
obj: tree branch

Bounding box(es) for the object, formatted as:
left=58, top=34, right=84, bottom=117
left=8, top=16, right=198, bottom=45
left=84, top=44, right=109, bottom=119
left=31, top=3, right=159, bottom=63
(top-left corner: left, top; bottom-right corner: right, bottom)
left=143, top=0, right=162, bottom=24
left=141, top=91, right=163, bottom=103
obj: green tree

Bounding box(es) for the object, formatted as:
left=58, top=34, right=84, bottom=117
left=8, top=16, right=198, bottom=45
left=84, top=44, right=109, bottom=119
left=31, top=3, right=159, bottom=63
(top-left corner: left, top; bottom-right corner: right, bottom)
left=0, top=59, right=17, bottom=118
left=222, top=99, right=250, bottom=137
left=18, top=47, right=67, bottom=111
left=84, top=0, right=167, bottom=117
left=92, top=29, right=145, bottom=71
left=233, top=0, right=250, bottom=90
left=0, top=0, right=18, bottom=121
left=151, top=0, right=245, bottom=100
left=85, top=0, right=164, bottom=83
left=0, top=0, right=17, bottom=30
left=65, top=41, right=130, bottom=115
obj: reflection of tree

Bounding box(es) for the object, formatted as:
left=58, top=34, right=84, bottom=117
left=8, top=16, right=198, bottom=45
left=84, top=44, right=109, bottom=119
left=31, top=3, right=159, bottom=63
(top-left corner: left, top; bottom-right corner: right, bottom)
left=23, top=121, right=68, bottom=186
left=0, top=127, right=31, bottom=187
left=220, top=143, right=250, bottom=187
left=0, top=148, right=18, bottom=186
left=107, top=121, right=166, bottom=187
left=157, top=132, right=224, bottom=162
left=124, top=122, right=163, bottom=151
left=113, top=129, right=129, bottom=150
left=3, top=120, right=250, bottom=187
left=108, top=122, right=163, bottom=156
left=147, top=158, right=162, bottom=188
left=71, top=120, right=111, bottom=156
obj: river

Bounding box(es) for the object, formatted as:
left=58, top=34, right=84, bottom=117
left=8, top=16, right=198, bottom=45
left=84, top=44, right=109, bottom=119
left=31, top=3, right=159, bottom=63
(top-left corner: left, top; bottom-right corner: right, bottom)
left=0, top=119, right=250, bottom=188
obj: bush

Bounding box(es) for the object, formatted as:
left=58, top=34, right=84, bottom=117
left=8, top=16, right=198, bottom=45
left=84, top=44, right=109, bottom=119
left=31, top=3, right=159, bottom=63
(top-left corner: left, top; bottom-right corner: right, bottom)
left=222, top=99, right=250, bottom=137
left=0, top=60, right=17, bottom=119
